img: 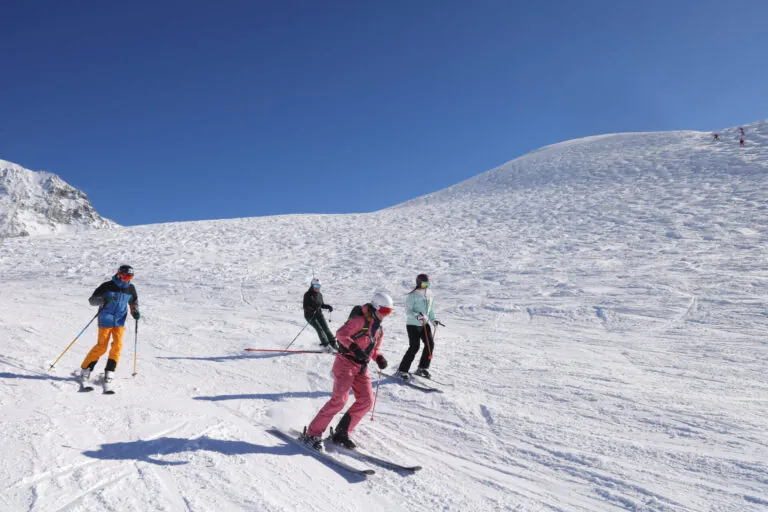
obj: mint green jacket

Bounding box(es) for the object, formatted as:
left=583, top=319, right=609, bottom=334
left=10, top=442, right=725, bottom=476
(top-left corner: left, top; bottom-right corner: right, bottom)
left=405, top=289, right=436, bottom=326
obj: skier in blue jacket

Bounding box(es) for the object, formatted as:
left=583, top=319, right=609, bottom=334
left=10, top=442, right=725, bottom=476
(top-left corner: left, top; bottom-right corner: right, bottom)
left=79, top=265, right=139, bottom=388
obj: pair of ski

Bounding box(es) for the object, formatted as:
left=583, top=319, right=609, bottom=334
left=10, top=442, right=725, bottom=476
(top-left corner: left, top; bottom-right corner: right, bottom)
left=380, top=371, right=443, bottom=393
left=269, top=428, right=421, bottom=478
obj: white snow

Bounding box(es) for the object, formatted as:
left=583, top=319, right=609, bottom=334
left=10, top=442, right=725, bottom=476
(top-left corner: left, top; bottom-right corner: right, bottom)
left=1, top=122, right=767, bottom=511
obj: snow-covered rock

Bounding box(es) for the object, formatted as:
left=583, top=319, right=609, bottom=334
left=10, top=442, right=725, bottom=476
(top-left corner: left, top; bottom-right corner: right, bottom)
left=0, top=159, right=117, bottom=238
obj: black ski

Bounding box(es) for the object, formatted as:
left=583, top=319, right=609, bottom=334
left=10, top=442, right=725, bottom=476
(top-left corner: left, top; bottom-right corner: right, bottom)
left=269, top=428, right=375, bottom=477
left=380, top=371, right=441, bottom=393
left=409, top=373, right=450, bottom=387
left=326, top=433, right=421, bottom=472
left=78, top=384, right=95, bottom=392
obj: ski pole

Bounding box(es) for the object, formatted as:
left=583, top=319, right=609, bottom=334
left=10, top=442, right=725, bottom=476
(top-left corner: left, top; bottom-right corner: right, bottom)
left=245, top=348, right=330, bottom=354
left=285, top=311, right=315, bottom=350
left=48, top=311, right=99, bottom=370
left=370, top=369, right=382, bottom=422
left=132, top=319, right=139, bottom=376
left=432, top=320, right=446, bottom=344
left=422, top=318, right=434, bottom=360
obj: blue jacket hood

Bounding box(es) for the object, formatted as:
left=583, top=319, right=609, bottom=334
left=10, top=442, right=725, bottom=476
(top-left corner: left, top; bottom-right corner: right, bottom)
left=112, top=275, right=130, bottom=289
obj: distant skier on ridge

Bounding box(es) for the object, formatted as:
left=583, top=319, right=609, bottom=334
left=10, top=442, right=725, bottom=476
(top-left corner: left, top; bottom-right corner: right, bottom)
left=303, top=278, right=337, bottom=350
left=396, top=274, right=439, bottom=381
left=78, top=265, right=140, bottom=392
left=300, top=291, right=393, bottom=451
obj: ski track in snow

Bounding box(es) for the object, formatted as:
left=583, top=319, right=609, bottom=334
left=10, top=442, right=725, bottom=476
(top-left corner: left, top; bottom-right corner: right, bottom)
left=1, top=122, right=768, bottom=511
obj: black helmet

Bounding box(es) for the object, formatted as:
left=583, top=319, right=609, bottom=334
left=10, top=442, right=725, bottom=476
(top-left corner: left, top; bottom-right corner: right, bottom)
left=416, top=273, right=429, bottom=287
left=117, top=265, right=134, bottom=277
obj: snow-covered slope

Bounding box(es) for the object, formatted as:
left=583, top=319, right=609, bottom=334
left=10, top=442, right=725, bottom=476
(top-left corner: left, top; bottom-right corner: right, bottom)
left=0, top=159, right=117, bottom=238
left=0, top=122, right=766, bottom=511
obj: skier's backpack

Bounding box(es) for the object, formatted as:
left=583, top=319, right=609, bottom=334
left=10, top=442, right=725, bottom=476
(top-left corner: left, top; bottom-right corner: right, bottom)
left=347, top=304, right=365, bottom=321
left=344, top=304, right=380, bottom=343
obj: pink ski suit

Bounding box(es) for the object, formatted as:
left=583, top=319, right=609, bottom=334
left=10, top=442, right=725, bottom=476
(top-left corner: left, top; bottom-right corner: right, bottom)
left=306, top=304, right=384, bottom=437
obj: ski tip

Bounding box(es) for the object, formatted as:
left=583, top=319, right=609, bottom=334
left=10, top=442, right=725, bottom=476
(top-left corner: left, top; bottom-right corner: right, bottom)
left=103, top=390, right=116, bottom=395
left=78, top=386, right=95, bottom=392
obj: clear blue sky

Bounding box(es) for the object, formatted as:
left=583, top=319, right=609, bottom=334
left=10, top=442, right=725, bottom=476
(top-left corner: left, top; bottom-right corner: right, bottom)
left=2, top=1, right=766, bottom=226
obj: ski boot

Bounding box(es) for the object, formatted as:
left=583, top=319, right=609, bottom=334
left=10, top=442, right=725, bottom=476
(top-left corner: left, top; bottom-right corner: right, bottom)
left=79, top=368, right=92, bottom=383
left=395, top=371, right=411, bottom=381
left=331, top=414, right=357, bottom=450
left=102, top=371, right=116, bottom=394
left=331, top=431, right=357, bottom=450
left=414, top=367, right=431, bottom=379
left=300, top=427, right=325, bottom=452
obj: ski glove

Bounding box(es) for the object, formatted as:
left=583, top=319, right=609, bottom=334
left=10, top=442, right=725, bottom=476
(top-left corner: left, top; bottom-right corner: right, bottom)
left=323, top=304, right=333, bottom=312
left=132, top=311, right=140, bottom=320
left=349, top=343, right=369, bottom=365
left=375, top=354, right=388, bottom=370
left=92, top=296, right=114, bottom=308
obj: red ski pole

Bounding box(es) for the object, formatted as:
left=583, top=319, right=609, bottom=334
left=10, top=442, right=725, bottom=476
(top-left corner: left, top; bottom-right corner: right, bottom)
left=244, top=348, right=329, bottom=354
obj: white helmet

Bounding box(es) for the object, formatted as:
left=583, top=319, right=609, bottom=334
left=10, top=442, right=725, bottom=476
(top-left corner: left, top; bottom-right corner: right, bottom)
left=311, top=278, right=321, bottom=288
left=371, top=291, right=393, bottom=317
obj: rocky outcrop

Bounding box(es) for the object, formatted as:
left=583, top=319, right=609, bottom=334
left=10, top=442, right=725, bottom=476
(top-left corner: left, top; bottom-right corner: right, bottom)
left=0, top=159, right=118, bottom=237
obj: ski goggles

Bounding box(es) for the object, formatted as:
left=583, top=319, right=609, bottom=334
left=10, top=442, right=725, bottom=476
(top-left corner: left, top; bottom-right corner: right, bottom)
left=420, top=281, right=430, bottom=288
left=312, top=284, right=321, bottom=289
left=377, top=306, right=393, bottom=317
left=117, top=272, right=134, bottom=282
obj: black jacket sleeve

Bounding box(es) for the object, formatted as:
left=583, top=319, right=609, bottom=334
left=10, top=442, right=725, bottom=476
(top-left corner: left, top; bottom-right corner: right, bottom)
left=88, top=282, right=111, bottom=307
left=129, top=285, right=139, bottom=314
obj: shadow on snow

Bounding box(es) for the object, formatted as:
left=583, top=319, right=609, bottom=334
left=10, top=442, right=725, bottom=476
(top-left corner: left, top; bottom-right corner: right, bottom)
left=82, top=435, right=367, bottom=483
left=156, top=353, right=286, bottom=362
left=82, top=436, right=283, bottom=466
left=0, top=371, right=74, bottom=382
left=194, top=379, right=407, bottom=402
left=194, top=390, right=332, bottom=402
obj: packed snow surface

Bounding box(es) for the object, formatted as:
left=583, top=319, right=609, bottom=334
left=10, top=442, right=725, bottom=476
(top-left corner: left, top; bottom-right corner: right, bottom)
left=1, top=123, right=767, bottom=511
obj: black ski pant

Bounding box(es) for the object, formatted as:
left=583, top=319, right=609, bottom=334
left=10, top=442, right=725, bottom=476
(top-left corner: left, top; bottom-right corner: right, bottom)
left=308, top=312, right=335, bottom=346
left=397, top=324, right=434, bottom=373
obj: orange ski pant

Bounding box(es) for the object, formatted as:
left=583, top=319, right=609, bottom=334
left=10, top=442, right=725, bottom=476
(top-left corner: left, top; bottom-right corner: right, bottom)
left=81, top=327, right=124, bottom=369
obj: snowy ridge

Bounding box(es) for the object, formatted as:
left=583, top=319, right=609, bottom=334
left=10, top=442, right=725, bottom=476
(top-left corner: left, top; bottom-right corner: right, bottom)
left=0, top=122, right=767, bottom=511
left=0, top=159, right=117, bottom=238
left=397, top=121, right=768, bottom=206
